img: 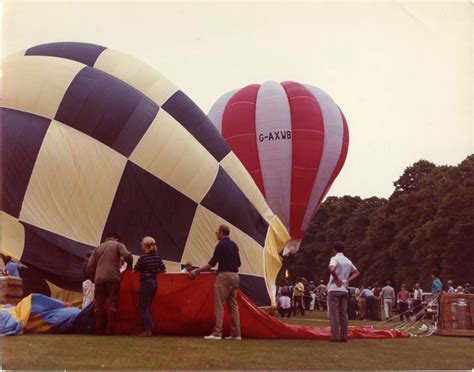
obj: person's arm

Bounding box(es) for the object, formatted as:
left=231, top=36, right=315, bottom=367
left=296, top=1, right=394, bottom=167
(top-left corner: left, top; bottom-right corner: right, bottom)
left=118, top=243, right=133, bottom=269
left=189, top=243, right=220, bottom=279
left=157, top=256, right=166, bottom=273
left=85, top=249, right=99, bottom=280
left=134, top=256, right=143, bottom=272
left=347, top=268, right=360, bottom=286
left=328, top=257, right=341, bottom=287
left=189, top=263, right=212, bottom=279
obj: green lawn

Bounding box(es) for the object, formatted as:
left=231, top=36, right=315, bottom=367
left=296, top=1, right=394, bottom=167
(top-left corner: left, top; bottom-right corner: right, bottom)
left=1, top=311, right=472, bottom=370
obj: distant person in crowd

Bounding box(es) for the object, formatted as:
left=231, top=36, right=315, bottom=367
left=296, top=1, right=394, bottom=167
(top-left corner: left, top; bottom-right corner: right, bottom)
left=292, top=278, right=305, bottom=316
left=181, top=262, right=193, bottom=274
left=447, top=280, right=455, bottom=294
left=82, top=251, right=95, bottom=309
left=277, top=289, right=292, bottom=318
left=431, top=271, right=443, bottom=298
left=134, top=236, right=166, bottom=337
left=1, top=255, right=24, bottom=278
left=397, top=284, right=410, bottom=321
left=381, top=281, right=396, bottom=321
left=372, top=282, right=382, bottom=321
left=347, top=290, right=359, bottom=320
left=456, top=286, right=464, bottom=294
left=189, top=225, right=242, bottom=340
left=357, top=285, right=367, bottom=320
left=308, top=281, right=316, bottom=311
left=327, top=241, right=360, bottom=342
left=412, top=283, right=423, bottom=318
left=359, top=285, right=376, bottom=320
left=463, top=283, right=472, bottom=294
left=86, top=232, right=133, bottom=335
left=315, top=280, right=328, bottom=311
left=302, top=278, right=312, bottom=311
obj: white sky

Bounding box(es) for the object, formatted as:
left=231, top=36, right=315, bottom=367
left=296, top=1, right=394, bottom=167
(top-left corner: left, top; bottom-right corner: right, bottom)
left=2, top=0, right=473, bottom=199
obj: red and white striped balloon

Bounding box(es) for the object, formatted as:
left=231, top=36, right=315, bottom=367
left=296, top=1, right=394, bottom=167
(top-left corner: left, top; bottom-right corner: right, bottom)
left=208, top=81, right=349, bottom=247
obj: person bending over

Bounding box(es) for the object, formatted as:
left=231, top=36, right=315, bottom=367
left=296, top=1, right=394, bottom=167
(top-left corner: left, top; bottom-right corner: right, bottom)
left=86, top=232, right=132, bottom=335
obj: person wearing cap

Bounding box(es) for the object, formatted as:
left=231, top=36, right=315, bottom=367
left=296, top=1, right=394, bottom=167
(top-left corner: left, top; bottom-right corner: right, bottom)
left=134, top=236, right=166, bottom=337
left=189, top=224, right=242, bottom=340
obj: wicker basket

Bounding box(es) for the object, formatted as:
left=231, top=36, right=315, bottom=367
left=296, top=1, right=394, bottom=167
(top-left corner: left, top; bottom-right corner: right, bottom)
left=0, top=276, right=24, bottom=305
left=436, top=293, right=474, bottom=337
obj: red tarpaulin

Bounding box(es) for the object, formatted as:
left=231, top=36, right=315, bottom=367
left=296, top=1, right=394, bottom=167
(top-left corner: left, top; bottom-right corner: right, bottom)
left=112, top=271, right=409, bottom=340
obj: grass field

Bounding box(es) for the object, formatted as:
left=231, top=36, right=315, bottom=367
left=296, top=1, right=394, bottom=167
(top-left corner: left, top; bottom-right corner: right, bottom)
left=1, top=311, right=472, bottom=370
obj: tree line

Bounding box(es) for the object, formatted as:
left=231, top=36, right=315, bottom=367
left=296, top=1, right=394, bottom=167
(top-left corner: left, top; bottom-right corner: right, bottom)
left=286, top=155, right=474, bottom=291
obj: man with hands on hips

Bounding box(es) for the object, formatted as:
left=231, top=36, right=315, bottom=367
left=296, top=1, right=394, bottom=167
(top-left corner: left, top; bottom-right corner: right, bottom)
left=327, top=241, right=360, bottom=343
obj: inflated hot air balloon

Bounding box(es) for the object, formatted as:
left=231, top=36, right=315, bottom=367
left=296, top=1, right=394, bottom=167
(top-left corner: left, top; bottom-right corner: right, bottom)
left=0, top=43, right=289, bottom=307
left=208, top=81, right=349, bottom=253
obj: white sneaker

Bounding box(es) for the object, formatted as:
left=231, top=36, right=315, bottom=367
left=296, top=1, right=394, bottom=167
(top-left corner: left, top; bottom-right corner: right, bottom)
left=224, top=336, right=242, bottom=340
left=204, top=334, right=222, bottom=340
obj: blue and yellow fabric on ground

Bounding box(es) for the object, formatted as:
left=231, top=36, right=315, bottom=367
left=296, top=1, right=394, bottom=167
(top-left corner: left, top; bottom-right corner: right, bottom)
left=0, top=294, right=80, bottom=336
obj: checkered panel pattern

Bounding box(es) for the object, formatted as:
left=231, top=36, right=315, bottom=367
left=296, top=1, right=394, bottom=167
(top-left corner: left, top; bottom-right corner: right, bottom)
left=19, top=120, right=128, bottom=247
left=0, top=43, right=290, bottom=306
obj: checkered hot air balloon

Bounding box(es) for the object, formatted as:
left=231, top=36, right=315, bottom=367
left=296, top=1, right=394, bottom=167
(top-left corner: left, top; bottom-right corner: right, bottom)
left=208, top=82, right=349, bottom=254
left=0, top=42, right=289, bottom=307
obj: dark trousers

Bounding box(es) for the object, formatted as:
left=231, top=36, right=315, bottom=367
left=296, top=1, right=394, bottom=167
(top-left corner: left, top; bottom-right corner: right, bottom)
left=94, top=281, right=120, bottom=334
left=365, top=297, right=376, bottom=320
left=278, top=307, right=292, bottom=318
left=139, top=278, right=157, bottom=331
left=293, top=296, right=305, bottom=316
left=328, top=291, right=349, bottom=341
left=399, top=302, right=409, bottom=321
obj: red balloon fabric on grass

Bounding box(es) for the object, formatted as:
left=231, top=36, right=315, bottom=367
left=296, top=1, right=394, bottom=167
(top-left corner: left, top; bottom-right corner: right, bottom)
left=112, top=271, right=409, bottom=340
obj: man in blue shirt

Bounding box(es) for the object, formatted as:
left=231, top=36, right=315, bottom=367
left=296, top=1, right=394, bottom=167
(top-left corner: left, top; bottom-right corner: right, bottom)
left=431, top=271, right=443, bottom=298
left=2, top=255, right=24, bottom=278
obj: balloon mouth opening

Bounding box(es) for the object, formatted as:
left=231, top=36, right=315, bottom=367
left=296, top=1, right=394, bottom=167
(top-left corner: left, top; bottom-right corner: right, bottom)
left=282, top=239, right=301, bottom=256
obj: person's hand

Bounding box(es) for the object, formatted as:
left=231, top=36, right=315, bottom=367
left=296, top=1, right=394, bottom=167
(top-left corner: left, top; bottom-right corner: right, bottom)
left=334, top=277, right=342, bottom=288
left=188, top=269, right=199, bottom=280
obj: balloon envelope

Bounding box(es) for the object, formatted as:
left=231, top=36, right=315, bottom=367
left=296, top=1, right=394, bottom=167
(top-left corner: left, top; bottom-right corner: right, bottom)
left=0, top=43, right=289, bottom=306
left=208, top=81, right=349, bottom=244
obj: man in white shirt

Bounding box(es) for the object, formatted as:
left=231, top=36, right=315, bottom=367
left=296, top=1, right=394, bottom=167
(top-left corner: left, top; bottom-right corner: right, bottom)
left=277, top=291, right=292, bottom=318
left=327, top=241, right=360, bottom=342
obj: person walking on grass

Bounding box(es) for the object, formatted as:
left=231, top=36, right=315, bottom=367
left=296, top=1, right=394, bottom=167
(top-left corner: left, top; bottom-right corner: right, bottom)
left=327, top=241, right=360, bottom=342
left=189, top=225, right=242, bottom=340
left=134, top=236, right=166, bottom=337
left=86, top=232, right=133, bottom=335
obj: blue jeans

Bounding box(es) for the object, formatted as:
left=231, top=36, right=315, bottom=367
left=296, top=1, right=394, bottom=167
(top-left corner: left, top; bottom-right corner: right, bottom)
left=139, top=278, right=157, bottom=331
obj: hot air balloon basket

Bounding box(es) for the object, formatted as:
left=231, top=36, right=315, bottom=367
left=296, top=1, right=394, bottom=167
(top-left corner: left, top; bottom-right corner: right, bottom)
left=436, top=293, right=474, bottom=337
left=0, top=276, right=24, bottom=305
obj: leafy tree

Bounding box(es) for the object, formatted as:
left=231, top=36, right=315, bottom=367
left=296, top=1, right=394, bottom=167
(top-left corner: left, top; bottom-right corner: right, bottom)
left=288, top=155, right=474, bottom=292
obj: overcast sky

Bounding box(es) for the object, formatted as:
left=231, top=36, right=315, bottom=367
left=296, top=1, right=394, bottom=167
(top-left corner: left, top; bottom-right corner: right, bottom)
left=2, top=0, right=472, bottom=199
